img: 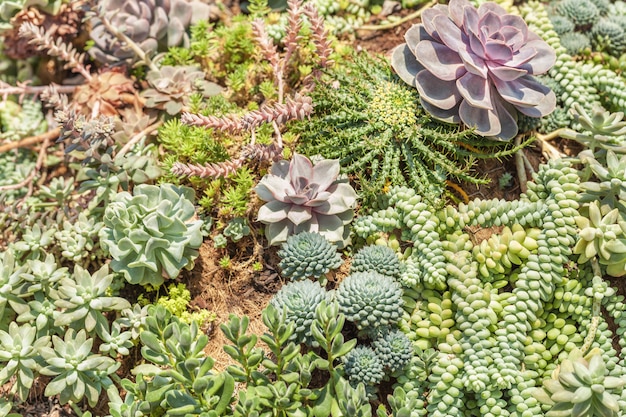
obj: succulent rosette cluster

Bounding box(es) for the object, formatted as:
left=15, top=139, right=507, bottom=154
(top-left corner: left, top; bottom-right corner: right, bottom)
left=255, top=154, right=358, bottom=248
left=391, top=0, right=557, bottom=140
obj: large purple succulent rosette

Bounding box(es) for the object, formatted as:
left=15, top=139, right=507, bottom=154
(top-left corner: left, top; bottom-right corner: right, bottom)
left=391, top=0, right=557, bottom=140
left=255, top=154, right=358, bottom=248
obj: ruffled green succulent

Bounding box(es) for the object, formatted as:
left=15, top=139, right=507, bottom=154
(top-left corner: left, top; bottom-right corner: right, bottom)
left=99, top=184, right=203, bottom=286
left=573, top=201, right=626, bottom=276
left=336, top=271, right=403, bottom=334
left=549, top=14, right=576, bottom=35
left=277, top=232, right=342, bottom=282
left=591, top=18, right=626, bottom=56
left=269, top=280, right=328, bottom=346
left=350, top=245, right=402, bottom=278
left=141, top=65, right=222, bottom=115
left=343, top=345, right=385, bottom=388
left=371, top=329, right=413, bottom=374
left=255, top=153, right=358, bottom=248
left=533, top=348, right=626, bottom=417
left=560, top=32, right=592, bottom=55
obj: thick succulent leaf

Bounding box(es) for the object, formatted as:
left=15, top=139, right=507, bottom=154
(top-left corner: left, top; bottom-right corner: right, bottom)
left=414, top=40, right=466, bottom=81
left=458, top=99, right=500, bottom=137
left=518, top=39, right=556, bottom=74
left=255, top=176, right=292, bottom=203
left=416, top=70, right=461, bottom=110
left=258, top=201, right=290, bottom=224
left=314, top=183, right=358, bottom=215
left=456, top=72, right=493, bottom=109
left=311, top=159, right=340, bottom=192
left=266, top=220, right=292, bottom=246
left=391, top=44, right=421, bottom=87
left=457, top=47, right=488, bottom=78
left=420, top=99, right=461, bottom=123
left=432, top=14, right=466, bottom=53
left=315, top=214, right=346, bottom=244
left=289, top=153, right=314, bottom=189
left=287, top=205, right=313, bottom=226
left=449, top=0, right=469, bottom=27
left=494, top=76, right=556, bottom=117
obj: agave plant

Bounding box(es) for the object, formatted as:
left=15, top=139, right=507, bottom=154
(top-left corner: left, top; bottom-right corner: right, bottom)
left=255, top=153, right=358, bottom=248
left=391, top=0, right=556, bottom=140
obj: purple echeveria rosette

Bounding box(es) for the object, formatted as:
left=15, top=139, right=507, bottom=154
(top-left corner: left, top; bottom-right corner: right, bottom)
left=391, top=0, right=557, bottom=140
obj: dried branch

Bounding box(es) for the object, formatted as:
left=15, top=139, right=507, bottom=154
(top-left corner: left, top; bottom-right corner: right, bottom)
left=0, top=128, right=60, bottom=153
left=19, top=22, right=92, bottom=81
left=0, top=81, right=76, bottom=103
left=0, top=136, right=52, bottom=194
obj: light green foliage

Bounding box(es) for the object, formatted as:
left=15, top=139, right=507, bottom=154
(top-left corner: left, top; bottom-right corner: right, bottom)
left=53, top=212, right=104, bottom=265
left=99, top=183, right=203, bottom=286
left=579, top=150, right=626, bottom=214
left=350, top=244, right=402, bottom=278
left=109, top=305, right=233, bottom=417
left=0, top=100, right=46, bottom=141
left=39, top=328, right=119, bottom=407
left=277, top=231, right=342, bottom=281
left=533, top=348, right=626, bottom=417
left=591, top=18, right=626, bottom=56
left=54, top=264, right=130, bottom=334
left=549, top=14, right=576, bottom=35
left=0, top=149, right=36, bottom=204
left=0, top=322, right=50, bottom=402
left=294, top=51, right=498, bottom=204
left=0, top=0, right=62, bottom=28
left=219, top=167, right=256, bottom=217
left=560, top=31, right=591, bottom=55
left=269, top=279, right=329, bottom=346
left=154, top=282, right=216, bottom=326
left=560, top=104, right=626, bottom=156
left=343, top=345, right=385, bottom=389
left=336, top=271, right=404, bottom=335
left=573, top=202, right=626, bottom=276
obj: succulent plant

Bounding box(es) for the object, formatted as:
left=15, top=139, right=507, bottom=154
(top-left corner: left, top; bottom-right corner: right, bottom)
left=532, top=348, right=626, bottom=417
left=0, top=0, right=63, bottom=30
left=560, top=31, right=592, bottom=55
left=556, top=0, right=600, bottom=27
left=549, top=14, right=576, bottom=35
left=88, top=0, right=212, bottom=66
left=591, top=18, right=626, bottom=56
left=350, top=245, right=402, bottom=278
left=269, top=279, right=328, bottom=346
left=223, top=217, right=251, bottom=243
left=371, top=329, right=413, bottom=374
left=561, top=104, right=626, bottom=156
left=391, top=0, right=556, bottom=140
left=573, top=201, right=626, bottom=276
left=342, top=345, right=385, bottom=388
left=277, top=231, right=342, bottom=281
left=255, top=153, right=358, bottom=248
left=141, top=65, right=223, bottom=115
left=336, top=271, right=404, bottom=335
left=99, top=183, right=203, bottom=287
left=579, top=150, right=626, bottom=215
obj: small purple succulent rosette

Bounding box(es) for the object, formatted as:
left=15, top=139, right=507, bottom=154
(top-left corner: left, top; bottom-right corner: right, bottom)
left=392, top=0, right=556, bottom=140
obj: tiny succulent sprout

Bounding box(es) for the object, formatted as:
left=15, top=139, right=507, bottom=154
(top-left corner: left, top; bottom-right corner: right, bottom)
left=278, top=231, right=343, bottom=281
left=255, top=153, right=358, bottom=248
left=391, top=0, right=557, bottom=140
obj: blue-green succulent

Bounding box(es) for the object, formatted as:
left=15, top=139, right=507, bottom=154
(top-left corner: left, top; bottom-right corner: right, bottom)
left=336, top=271, right=404, bottom=334
left=371, top=329, right=413, bottom=374
left=99, top=183, right=203, bottom=287
left=269, top=280, right=328, bottom=346
left=350, top=245, right=402, bottom=278
left=342, top=345, right=385, bottom=388
left=277, top=232, right=342, bottom=281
